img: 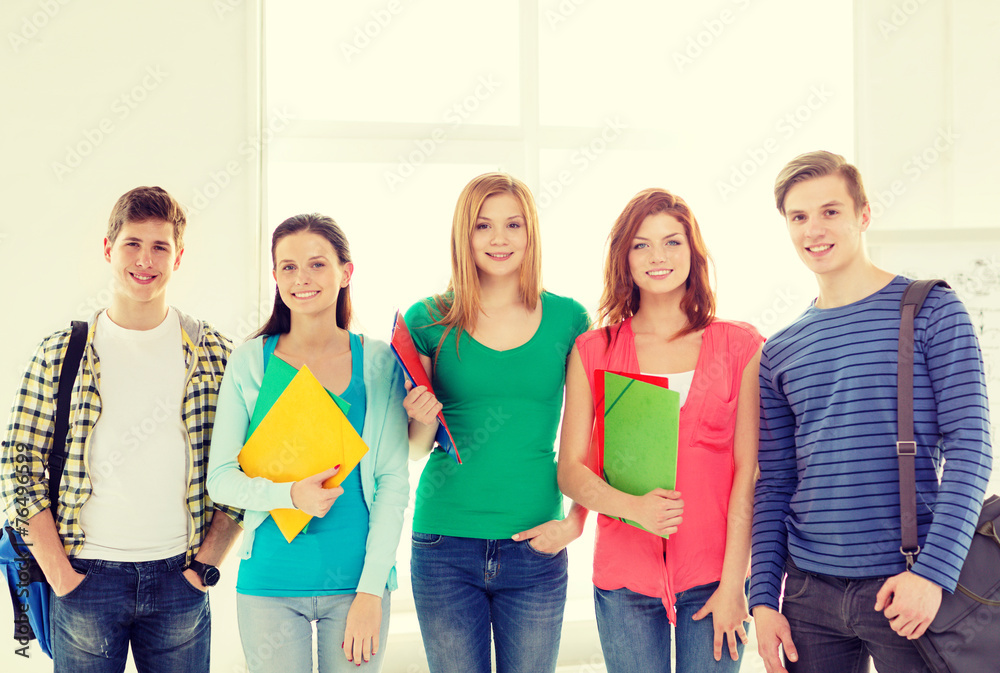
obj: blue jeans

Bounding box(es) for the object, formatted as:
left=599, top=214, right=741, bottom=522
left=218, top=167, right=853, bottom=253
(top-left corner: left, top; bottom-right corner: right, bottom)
left=236, top=590, right=391, bottom=673
left=782, top=562, right=929, bottom=673
left=595, top=581, right=747, bottom=673
left=410, top=533, right=568, bottom=673
left=50, top=553, right=210, bottom=673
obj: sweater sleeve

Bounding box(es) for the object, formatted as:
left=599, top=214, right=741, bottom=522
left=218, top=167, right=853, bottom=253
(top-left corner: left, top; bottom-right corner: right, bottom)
left=909, top=289, right=992, bottom=592
left=356, top=342, right=410, bottom=596
left=749, top=346, right=797, bottom=611
left=206, top=340, right=295, bottom=512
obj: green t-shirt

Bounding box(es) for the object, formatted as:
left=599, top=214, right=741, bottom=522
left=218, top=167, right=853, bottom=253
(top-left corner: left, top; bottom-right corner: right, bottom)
left=405, top=291, right=590, bottom=539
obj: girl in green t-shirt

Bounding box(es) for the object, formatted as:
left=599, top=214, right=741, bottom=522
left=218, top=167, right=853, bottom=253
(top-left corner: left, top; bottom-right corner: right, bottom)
left=403, top=173, right=589, bottom=673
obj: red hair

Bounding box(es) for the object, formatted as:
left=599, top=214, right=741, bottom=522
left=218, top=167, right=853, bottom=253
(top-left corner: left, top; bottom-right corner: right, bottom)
left=597, top=188, right=715, bottom=337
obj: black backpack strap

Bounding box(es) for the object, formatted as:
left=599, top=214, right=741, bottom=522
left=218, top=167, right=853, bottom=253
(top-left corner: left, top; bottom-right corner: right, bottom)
left=897, top=279, right=949, bottom=567
left=48, top=321, right=88, bottom=517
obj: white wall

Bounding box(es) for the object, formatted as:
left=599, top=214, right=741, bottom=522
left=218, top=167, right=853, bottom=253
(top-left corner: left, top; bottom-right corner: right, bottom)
left=857, top=0, right=1000, bottom=495
left=856, top=0, right=1000, bottom=232
left=0, top=1, right=260, bottom=671
left=1, top=1, right=998, bottom=672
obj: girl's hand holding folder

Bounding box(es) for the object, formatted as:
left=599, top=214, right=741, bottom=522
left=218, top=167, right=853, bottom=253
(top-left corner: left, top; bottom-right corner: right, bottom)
left=628, top=488, right=684, bottom=537
left=402, top=380, right=442, bottom=427
left=290, top=465, right=343, bottom=517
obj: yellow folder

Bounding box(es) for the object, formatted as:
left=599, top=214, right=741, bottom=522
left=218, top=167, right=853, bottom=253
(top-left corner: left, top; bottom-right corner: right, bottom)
left=238, top=364, right=368, bottom=542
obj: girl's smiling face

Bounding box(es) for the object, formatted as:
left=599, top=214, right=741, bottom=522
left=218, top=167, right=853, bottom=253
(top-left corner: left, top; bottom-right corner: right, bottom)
left=273, top=231, right=352, bottom=318
left=470, top=192, right=528, bottom=279
left=628, top=212, right=691, bottom=300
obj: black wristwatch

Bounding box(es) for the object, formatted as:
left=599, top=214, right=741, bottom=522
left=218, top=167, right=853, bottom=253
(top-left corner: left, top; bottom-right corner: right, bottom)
left=188, top=560, right=220, bottom=587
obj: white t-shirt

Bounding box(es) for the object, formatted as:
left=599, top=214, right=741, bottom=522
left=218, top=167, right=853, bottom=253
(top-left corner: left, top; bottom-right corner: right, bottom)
left=641, top=369, right=695, bottom=407
left=78, top=308, right=190, bottom=561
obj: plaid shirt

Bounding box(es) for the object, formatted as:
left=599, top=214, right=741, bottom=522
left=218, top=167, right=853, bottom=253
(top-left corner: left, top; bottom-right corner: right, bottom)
left=1, top=309, right=243, bottom=565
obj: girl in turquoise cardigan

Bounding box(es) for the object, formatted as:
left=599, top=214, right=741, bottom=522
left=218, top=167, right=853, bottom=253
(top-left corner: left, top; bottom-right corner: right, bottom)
left=207, top=213, right=409, bottom=673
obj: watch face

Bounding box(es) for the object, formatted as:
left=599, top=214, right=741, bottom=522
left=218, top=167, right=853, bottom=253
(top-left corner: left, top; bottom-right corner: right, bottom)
left=202, top=566, right=221, bottom=587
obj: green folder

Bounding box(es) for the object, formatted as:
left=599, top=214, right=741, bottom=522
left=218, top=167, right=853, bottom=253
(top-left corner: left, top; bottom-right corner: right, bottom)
left=601, top=370, right=680, bottom=538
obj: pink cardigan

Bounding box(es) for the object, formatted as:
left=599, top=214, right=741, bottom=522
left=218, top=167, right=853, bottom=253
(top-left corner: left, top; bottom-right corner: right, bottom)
left=576, top=318, right=763, bottom=622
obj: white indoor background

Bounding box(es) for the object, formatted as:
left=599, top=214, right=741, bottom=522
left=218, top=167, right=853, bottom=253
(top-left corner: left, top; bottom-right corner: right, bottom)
left=1, top=1, right=998, bottom=672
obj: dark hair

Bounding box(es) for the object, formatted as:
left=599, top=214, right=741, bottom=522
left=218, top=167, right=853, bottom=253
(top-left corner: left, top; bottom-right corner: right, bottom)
left=253, top=213, right=353, bottom=338
left=107, top=186, right=186, bottom=249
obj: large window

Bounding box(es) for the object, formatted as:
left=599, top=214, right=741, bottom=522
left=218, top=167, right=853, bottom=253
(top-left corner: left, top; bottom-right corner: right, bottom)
left=263, top=2, right=854, bottom=670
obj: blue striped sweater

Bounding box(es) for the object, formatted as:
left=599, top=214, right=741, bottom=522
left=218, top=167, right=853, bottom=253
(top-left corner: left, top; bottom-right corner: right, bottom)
left=749, top=276, right=992, bottom=612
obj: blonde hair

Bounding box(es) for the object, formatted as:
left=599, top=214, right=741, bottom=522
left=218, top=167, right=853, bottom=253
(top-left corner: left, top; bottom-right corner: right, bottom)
left=427, top=172, right=542, bottom=357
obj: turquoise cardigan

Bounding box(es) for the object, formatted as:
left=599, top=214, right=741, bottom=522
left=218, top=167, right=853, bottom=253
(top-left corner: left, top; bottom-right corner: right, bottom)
left=207, top=335, right=409, bottom=596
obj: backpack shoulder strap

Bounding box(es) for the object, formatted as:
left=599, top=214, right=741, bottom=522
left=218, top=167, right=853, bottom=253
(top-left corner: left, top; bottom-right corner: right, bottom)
left=900, top=279, right=949, bottom=314
left=897, top=279, right=949, bottom=566
left=48, top=320, right=88, bottom=516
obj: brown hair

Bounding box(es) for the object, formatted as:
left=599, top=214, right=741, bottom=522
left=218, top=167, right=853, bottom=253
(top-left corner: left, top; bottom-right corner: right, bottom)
left=774, top=150, right=868, bottom=216
left=107, top=186, right=187, bottom=249
left=597, top=188, right=714, bottom=337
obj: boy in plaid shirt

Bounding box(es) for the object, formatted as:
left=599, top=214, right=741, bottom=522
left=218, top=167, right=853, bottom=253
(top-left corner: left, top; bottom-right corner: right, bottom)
left=1, top=186, right=242, bottom=672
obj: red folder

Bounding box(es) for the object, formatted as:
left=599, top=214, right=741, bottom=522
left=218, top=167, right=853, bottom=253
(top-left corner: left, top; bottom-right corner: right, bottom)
left=390, top=311, right=461, bottom=464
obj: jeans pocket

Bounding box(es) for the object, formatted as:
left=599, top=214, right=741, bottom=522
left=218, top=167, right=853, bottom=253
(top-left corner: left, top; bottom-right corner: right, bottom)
left=783, top=565, right=810, bottom=601
left=175, top=568, right=208, bottom=597
left=56, top=563, right=92, bottom=600
left=412, top=531, right=443, bottom=547
left=524, top=539, right=561, bottom=559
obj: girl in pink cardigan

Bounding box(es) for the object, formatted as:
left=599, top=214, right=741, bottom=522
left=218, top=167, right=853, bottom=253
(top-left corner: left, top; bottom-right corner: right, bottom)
left=558, top=189, right=763, bottom=673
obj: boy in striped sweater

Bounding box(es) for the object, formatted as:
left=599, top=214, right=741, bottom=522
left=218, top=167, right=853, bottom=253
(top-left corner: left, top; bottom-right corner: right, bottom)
left=749, top=151, right=992, bottom=673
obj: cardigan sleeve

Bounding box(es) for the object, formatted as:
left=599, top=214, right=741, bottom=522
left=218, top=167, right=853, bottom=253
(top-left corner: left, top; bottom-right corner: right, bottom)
left=356, top=340, right=409, bottom=596
left=206, top=339, right=295, bottom=513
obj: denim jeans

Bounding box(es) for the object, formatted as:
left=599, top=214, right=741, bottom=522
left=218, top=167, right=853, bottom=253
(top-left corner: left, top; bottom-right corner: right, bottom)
left=782, top=562, right=929, bottom=673
left=595, top=580, right=747, bottom=673
left=410, top=533, right=568, bottom=673
left=236, top=590, right=391, bottom=673
left=50, top=553, right=210, bottom=673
